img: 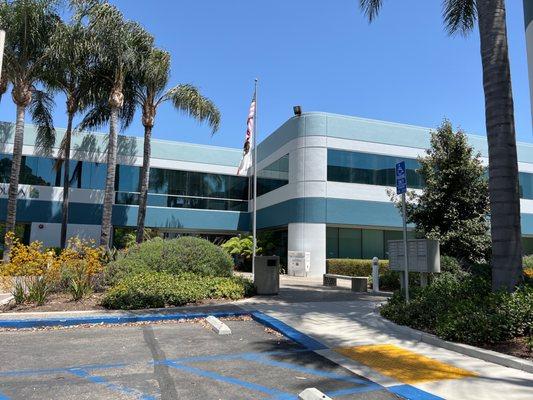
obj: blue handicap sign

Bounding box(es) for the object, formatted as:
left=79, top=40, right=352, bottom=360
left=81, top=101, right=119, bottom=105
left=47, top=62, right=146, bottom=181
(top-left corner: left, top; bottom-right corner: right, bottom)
left=396, top=161, right=407, bottom=194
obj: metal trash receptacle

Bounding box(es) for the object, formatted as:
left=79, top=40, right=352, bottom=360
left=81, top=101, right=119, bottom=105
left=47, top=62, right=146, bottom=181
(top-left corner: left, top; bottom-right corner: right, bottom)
left=254, top=256, right=280, bottom=295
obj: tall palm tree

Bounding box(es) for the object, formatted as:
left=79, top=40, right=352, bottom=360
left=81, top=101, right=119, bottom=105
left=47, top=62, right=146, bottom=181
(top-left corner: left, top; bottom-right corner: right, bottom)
left=0, top=0, right=58, bottom=258
left=132, top=48, right=220, bottom=243
left=45, top=8, right=101, bottom=248
left=84, top=1, right=153, bottom=248
left=358, top=0, right=523, bottom=291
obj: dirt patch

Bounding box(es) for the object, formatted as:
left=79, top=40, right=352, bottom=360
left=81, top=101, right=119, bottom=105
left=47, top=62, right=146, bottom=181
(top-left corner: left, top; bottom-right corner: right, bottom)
left=1, top=292, right=106, bottom=313
left=482, top=337, right=533, bottom=361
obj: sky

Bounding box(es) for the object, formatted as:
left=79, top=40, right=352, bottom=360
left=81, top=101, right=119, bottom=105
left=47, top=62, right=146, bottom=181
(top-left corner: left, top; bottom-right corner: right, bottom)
left=0, top=0, right=531, bottom=149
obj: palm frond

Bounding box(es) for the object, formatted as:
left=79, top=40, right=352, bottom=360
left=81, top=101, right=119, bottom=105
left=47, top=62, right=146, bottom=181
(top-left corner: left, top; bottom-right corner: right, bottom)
left=77, top=100, right=110, bottom=132
left=29, top=89, right=56, bottom=156
left=443, top=0, right=477, bottom=36
left=166, top=84, right=221, bottom=134
left=359, top=0, right=384, bottom=22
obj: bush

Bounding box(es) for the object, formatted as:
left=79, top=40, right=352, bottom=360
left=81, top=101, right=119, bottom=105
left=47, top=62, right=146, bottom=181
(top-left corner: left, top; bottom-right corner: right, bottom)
left=380, top=273, right=533, bottom=345
left=106, top=237, right=233, bottom=284
left=326, top=259, right=389, bottom=276
left=523, top=255, right=533, bottom=269
left=102, top=271, right=254, bottom=310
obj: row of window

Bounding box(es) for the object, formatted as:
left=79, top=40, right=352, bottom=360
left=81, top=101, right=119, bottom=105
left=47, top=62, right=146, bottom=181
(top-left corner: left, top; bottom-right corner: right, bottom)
left=326, top=226, right=416, bottom=260
left=257, top=154, right=289, bottom=196
left=0, top=154, right=250, bottom=202
left=327, top=149, right=424, bottom=189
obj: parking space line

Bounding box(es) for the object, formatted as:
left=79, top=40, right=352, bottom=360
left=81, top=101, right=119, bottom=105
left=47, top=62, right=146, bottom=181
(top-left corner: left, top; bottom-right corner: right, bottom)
left=162, top=360, right=291, bottom=398
left=68, top=368, right=156, bottom=400
left=0, top=390, right=11, bottom=400
left=241, top=353, right=370, bottom=385
left=388, top=384, right=445, bottom=400
left=0, top=363, right=126, bottom=377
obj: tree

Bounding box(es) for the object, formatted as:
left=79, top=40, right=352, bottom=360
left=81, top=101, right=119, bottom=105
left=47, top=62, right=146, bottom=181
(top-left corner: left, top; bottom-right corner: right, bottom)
left=84, top=1, right=153, bottom=248
left=358, top=0, right=522, bottom=291
left=45, top=5, right=101, bottom=248
left=0, top=0, right=58, bottom=258
left=398, top=121, right=490, bottom=265
left=131, top=47, right=220, bottom=243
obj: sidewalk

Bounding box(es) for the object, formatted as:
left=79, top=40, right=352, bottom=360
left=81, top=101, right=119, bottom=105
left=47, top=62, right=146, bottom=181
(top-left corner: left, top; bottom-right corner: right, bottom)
left=239, top=296, right=533, bottom=400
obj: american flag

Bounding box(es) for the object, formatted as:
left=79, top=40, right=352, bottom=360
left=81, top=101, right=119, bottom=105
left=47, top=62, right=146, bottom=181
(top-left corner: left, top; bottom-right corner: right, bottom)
left=237, top=95, right=256, bottom=176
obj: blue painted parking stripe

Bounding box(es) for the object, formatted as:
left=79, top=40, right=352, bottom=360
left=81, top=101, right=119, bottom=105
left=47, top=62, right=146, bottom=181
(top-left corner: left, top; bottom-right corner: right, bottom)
left=0, top=363, right=126, bottom=377
left=163, top=360, right=290, bottom=397
left=241, top=353, right=369, bottom=385
left=326, top=383, right=384, bottom=397
left=68, top=368, right=156, bottom=400
left=0, top=390, right=11, bottom=400
left=0, top=311, right=249, bottom=329
left=250, top=311, right=327, bottom=351
left=388, top=384, right=445, bottom=400
left=162, top=348, right=310, bottom=364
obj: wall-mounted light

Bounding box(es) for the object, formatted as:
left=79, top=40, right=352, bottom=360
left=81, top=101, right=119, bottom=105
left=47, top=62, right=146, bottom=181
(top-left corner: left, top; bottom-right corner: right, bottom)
left=293, top=105, right=302, bottom=116
left=38, top=224, right=44, bottom=229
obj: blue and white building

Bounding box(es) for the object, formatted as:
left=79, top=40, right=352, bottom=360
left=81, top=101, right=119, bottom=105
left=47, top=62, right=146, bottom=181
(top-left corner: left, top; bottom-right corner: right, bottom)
left=3, top=112, right=533, bottom=276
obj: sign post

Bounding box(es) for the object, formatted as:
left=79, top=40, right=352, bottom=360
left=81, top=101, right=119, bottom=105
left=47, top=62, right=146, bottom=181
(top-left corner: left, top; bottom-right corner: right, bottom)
left=395, top=161, right=409, bottom=302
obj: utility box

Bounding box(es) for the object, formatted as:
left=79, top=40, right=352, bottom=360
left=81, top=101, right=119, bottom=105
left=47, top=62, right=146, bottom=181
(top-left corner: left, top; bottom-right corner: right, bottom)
left=288, top=251, right=310, bottom=277
left=254, top=256, right=280, bottom=295
left=388, top=239, right=440, bottom=273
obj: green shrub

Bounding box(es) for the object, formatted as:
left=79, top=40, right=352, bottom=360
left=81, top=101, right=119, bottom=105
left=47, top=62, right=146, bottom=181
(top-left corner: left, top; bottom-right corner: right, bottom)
left=523, top=255, right=533, bottom=269
left=380, top=274, right=533, bottom=345
left=102, top=271, right=254, bottom=310
left=326, top=259, right=389, bottom=277
left=106, top=237, right=233, bottom=283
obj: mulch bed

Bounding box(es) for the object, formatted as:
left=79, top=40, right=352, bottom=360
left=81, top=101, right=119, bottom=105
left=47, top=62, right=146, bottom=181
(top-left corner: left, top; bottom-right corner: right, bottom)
left=1, top=292, right=106, bottom=313
left=482, top=337, right=533, bottom=361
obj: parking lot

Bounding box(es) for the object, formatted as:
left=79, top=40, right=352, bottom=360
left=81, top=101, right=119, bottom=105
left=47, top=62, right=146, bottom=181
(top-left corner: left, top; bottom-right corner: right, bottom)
left=0, top=317, right=400, bottom=400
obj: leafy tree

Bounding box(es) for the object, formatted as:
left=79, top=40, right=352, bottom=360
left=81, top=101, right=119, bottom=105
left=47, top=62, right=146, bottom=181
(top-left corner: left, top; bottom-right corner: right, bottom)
left=397, top=121, right=490, bottom=265
left=83, top=1, right=153, bottom=248
left=222, top=235, right=262, bottom=269
left=358, top=0, right=523, bottom=291
left=0, top=0, right=59, bottom=258
left=131, top=47, right=220, bottom=243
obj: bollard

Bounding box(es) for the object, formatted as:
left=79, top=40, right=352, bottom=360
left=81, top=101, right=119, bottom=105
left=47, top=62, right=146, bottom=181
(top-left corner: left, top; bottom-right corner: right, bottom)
left=372, top=256, right=379, bottom=293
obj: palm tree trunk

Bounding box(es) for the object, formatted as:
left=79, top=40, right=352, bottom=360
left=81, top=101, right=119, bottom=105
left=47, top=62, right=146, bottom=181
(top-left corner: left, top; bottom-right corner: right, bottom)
left=477, top=0, right=523, bottom=291
left=100, top=106, right=119, bottom=248
left=60, top=113, right=74, bottom=249
left=136, top=124, right=152, bottom=243
left=3, top=105, right=26, bottom=260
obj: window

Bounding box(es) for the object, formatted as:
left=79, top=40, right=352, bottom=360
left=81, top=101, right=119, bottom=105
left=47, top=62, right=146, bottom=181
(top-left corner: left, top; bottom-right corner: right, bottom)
left=257, top=154, right=289, bottom=196
left=327, top=149, right=423, bottom=189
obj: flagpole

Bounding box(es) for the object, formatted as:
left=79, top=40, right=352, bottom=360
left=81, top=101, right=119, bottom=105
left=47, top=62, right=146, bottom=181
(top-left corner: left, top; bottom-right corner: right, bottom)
left=252, top=78, right=258, bottom=277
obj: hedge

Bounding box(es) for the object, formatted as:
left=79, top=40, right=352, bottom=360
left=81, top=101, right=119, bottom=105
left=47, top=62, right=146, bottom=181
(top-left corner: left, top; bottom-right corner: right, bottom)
left=380, top=273, right=533, bottom=345
left=326, top=259, right=389, bottom=276
left=102, top=271, right=255, bottom=310
left=106, top=237, right=234, bottom=284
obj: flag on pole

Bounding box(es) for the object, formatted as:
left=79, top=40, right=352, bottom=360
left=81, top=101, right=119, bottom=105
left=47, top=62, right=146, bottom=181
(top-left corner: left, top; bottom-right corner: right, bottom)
left=237, top=95, right=256, bottom=176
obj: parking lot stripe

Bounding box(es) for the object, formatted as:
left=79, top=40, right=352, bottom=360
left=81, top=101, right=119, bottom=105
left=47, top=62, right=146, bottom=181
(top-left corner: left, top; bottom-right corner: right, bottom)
left=251, top=312, right=327, bottom=351
left=68, top=368, right=156, bottom=400
left=0, top=363, right=126, bottom=377
left=387, top=384, right=445, bottom=400
left=241, top=353, right=369, bottom=385
left=0, top=390, right=11, bottom=400
left=163, top=360, right=290, bottom=397
left=336, top=344, right=477, bottom=384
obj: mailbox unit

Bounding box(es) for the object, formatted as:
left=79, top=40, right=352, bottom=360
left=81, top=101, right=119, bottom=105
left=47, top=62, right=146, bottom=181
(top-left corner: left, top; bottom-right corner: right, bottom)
left=388, top=239, right=440, bottom=273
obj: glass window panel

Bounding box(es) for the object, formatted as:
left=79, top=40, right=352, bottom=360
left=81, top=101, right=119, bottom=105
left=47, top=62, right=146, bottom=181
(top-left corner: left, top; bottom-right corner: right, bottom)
left=115, top=164, right=140, bottom=192
left=326, top=227, right=339, bottom=259
left=339, top=228, right=362, bottom=258
left=0, top=154, right=12, bottom=183
left=523, top=237, right=533, bottom=255
left=362, top=229, right=384, bottom=259
left=257, top=154, right=289, bottom=196
left=327, top=149, right=423, bottom=189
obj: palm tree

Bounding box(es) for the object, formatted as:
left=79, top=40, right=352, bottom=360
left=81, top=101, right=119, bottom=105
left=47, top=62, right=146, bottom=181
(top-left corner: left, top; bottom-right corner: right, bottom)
left=45, top=9, right=101, bottom=249
left=358, top=0, right=522, bottom=291
left=0, top=0, right=58, bottom=258
left=84, top=1, right=153, bottom=248
left=132, top=48, right=220, bottom=243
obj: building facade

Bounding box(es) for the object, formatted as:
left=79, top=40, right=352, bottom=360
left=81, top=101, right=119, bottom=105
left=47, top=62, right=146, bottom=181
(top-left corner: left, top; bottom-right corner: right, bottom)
left=526, top=0, right=533, bottom=125
left=3, top=113, right=533, bottom=276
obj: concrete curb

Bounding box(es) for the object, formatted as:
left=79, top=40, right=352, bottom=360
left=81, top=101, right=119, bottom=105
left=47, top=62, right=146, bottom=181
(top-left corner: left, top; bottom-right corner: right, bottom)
left=375, top=310, right=533, bottom=374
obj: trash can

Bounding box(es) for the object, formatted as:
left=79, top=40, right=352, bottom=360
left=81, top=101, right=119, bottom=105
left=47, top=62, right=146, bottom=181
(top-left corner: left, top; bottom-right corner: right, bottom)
left=254, top=256, right=280, bottom=295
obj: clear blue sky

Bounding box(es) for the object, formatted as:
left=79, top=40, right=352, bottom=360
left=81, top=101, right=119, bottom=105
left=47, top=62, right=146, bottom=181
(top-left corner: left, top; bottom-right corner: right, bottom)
left=1, top=0, right=531, bottom=148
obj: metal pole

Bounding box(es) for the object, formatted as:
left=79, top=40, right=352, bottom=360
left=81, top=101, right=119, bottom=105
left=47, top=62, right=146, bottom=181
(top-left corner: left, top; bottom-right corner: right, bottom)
left=401, top=192, right=410, bottom=302
left=0, top=30, right=5, bottom=82
left=252, top=78, right=258, bottom=277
